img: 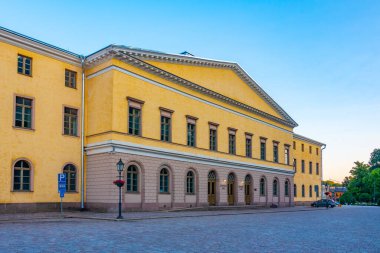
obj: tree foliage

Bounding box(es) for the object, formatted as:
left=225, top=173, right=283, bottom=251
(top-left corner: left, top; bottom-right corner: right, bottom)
left=369, top=149, right=380, bottom=169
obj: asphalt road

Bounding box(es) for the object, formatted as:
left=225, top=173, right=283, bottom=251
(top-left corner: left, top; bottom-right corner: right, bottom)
left=0, top=206, right=378, bottom=253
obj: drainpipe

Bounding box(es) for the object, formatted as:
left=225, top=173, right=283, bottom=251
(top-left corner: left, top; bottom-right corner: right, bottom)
left=321, top=144, right=327, bottom=199
left=80, top=55, right=85, bottom=210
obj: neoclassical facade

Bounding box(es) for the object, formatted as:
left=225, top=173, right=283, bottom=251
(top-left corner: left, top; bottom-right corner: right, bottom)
left=0, top=26, right=324, bottom=212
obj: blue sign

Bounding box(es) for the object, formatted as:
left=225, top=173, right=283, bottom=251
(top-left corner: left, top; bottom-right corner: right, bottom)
left=58, top=173, right=66, bottom=197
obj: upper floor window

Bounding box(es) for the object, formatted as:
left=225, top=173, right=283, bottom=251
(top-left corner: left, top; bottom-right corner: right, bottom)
left=126, top=165, right=139, bottom=192
left=65, top=69, right=77, bottom=88
left=316, top=148, right=319, bottom=156
left=301, top=160, right=305, bottom=173
left=13, top=160, right=31, bottom=191
left=209, top=122, right=218, bottom=151
left=301, top=143, right=304, bottom=152
left=228, top=128, right=237, bottom=155
left=309, top=161, right=313, bottom=174
left=273, top=141, right=279, bottom=163
left=260, top=138, right=267, bottom=160
left=245, top=133, right=252, bottom=158
left=316, top=163, right=320, bottom=175
left=64, top=107, right=78, bottom=136
left=186, top=116, right=197, bottom=147
left=294, top=159, right=297, bottom=172
left=284, top=145, right=290, bottom=165
left=17, top=55, right=32, bottom=76
left=186, top=171, right=195, bottom=194
left=309, top=146, right=312, bottom=154
left=63, top=164, right=76, bottom=192
left=293, top=141, right=296, bottom=150
left=160, top=107, right=173, bottom=142
left=15, top=96, right=33, bottom=129
left=127, top=97, right=144, bottom=136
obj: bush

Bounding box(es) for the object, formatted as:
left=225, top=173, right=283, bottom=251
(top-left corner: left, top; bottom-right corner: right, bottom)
left=358, top=193, right=372, bottom=203
left=377, top=198, right=380, bottom=206
left=340, top=192, right=355, bottom=204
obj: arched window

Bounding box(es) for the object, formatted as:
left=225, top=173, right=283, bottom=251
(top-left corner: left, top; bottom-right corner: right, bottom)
left=13, top=160, right=31, bottom=191
left=186, top=171, right=195, bottom=194
left=126, top=165, right=139, bottom=192
left=294, top=184, right=297, bottom=197
left=309, top=185, right=312, bottom=197
left=244, top=175, right=252, bottom=196
left=63, top=164, right=76, bottom=192
left=285, top=180, right=289, bottom=197
left=302, top=185, right=305, bottom=197
left=160, top=168, right=169, bottom=193
left=260, top=177, right=266, bottom=196
left=273, top=179, right=278, bottom=196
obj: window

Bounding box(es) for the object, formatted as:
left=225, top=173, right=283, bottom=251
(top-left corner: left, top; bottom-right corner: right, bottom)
left=309, top=161, right=313, bottom=174
left=294, top=184, right=297, bottom=197
left=273, top=142, right=279, bottom=163
left=301, top=144, right=304, bottom=152
left=260, top=138, right=267, bottom=160
left=301, top=160, right=305, bottom=173
left=245, top=133, right=252, bottom=158
left=260, top=178, right=266, bottom=196
left=13, top=160, right=31, bottom=191
left=285, top=180, right=289, bottom=197
left=160, top=116, right=171, bottom=142
left=186, top=116, right=197, bottom=147
left=126, top=165, right=139, bottom=192
left=309, top=146, right=312, bottom=154
left=228, top=128, right=236, bottom=155
left=315, top=185, right=319, bottom=197
left=65, top=69, right=77, bottom=88
left=64, top=107, right=78, bottom=136
left=209, top=122, right=218, bottom=151
left=159, top=168, right=169, bottom=193
left=15, top=96, right=33, bottom=129
left=273, top=179, right=278, bottom=196
left=63, top=164, right=76, bottom=192
left=284, top=145, right=290, bottom=165
left=127, top=97, right=144, bottom=136
left=17, top=55, right=32, bottom=76
left=309, top=185, right=312, bottom=197
left=293, top=159, right=297, bottom=172
left=293, top=141, right=296, bottom=150
left=302, top=185, right=305, bottom=197
left=316, top=163, right=319, bottom=175
left=316, top=148, right=319, bottom=156
left=186, top=171, right=195, bottom=194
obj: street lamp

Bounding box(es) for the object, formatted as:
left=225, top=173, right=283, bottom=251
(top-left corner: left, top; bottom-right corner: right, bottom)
left=116, top=158, right=125, bottom=219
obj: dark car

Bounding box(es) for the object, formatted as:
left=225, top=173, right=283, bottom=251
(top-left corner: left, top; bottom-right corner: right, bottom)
left=311, top=199, right=336, bottom=208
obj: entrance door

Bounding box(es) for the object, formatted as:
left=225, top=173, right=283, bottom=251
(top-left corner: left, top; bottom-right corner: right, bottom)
left=244, top=175, right=252, bottom=205
left=208, top=171, right=216, bottom=206
left=227, top=173, right=235, bottom=205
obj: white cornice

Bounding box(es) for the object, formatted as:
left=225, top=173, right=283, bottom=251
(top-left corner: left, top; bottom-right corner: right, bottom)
left=293, top=133, right=326, bottom=147
left=0, top=26, right=81, bottom=66
left=86, top=140, right=295, bottom=176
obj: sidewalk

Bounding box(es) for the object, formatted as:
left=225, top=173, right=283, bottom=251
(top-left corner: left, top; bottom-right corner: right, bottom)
left=0, top=206, right=325, bottom=223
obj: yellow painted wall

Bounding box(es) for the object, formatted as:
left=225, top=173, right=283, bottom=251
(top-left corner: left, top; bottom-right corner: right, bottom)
left=293, top=139, right=322, bottom=202
left=0, top=41, right=82, bottom=204
left=86, top=58, right=294, bottom=170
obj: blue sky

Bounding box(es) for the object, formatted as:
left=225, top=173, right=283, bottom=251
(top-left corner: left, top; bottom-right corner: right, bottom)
left=2, top=0, right=379, bottom=181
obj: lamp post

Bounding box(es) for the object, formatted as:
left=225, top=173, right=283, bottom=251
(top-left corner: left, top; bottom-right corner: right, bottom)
left=116, top=158, right=125, bottom=219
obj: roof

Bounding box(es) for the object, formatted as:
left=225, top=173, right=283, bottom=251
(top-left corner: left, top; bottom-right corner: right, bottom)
left=293, top=133, right=326, bottom=147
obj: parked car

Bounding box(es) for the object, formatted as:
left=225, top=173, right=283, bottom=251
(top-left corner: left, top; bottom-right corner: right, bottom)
left=311, top=199, right=336, bottom=208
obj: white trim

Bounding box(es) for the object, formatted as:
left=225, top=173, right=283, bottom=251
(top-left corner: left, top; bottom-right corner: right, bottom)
left=87, top=65, right=292, bottom=134
left=86, top=140, right=294, bottom=176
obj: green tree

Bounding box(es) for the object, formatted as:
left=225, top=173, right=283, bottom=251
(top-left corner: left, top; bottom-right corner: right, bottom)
left=347, top=162, right=371, bottom=201
left=369, top=148, right=380, bottom=170
left=358, top=193, right=372, bottom=202
left=339, top=192, right=354, bottom=204
left=342, top=176, right=351, bottom=187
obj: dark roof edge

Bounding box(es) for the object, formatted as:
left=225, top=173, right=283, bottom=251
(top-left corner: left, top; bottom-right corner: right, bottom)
left=293, top=133, right=326, bottom=147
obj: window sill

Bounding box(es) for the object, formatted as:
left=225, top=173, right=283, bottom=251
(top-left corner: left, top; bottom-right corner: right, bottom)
left=11, top=190, right=33, bottom=192
left=185, top=193, right=195, bottom=195
left=17, top=72, right=32, bottom=77
left=125, top=191, right=140, bottom=194
left=159, top=192, right=171, bottom=195
left=62, top=134, right=80, bottom=138
left=13, top=126, right=35, bottom=131
left=65, top=191, right=78, bottom=194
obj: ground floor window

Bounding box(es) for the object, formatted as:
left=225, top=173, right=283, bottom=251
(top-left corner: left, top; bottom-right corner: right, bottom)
left=160, top=168, right=169, bottom=193
left=186, top=171, right=195, bottom=194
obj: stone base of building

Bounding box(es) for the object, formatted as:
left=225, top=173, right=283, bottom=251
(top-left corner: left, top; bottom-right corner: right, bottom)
left=0, top=202, right=81, bottom=213
left=294, top=201, right=314, bottom=206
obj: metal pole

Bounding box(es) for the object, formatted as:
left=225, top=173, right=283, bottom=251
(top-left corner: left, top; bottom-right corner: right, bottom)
left=374, top=181, right=376, bottom=203
left=80, top=55, right=85, bottom=210
left=60, top=197, right=63, bottom=217
left=117, top=171, right=123, bottom=219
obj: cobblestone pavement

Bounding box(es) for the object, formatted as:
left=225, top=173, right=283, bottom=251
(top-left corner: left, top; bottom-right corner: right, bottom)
left=0, top=206, right=379, bottom=253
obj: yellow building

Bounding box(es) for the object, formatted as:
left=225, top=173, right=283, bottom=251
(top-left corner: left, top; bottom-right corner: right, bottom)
left=0, top=26, right=325, bottom=211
